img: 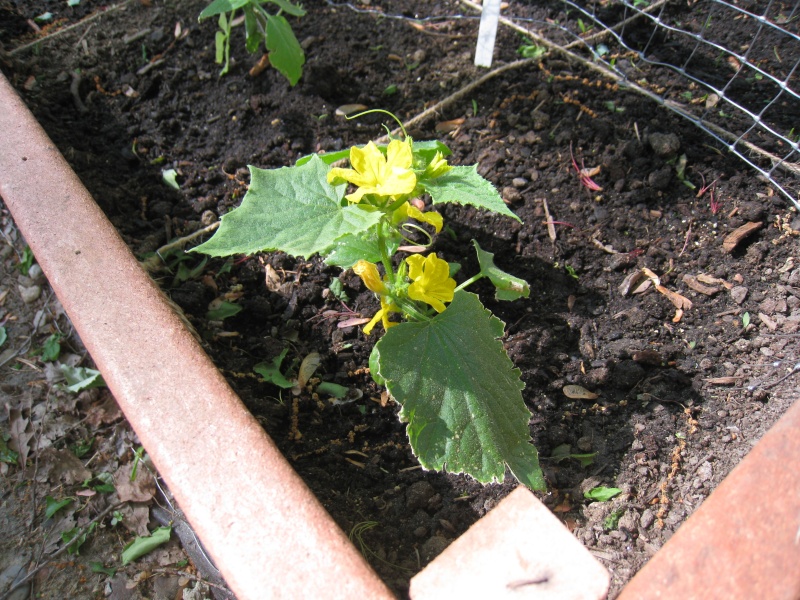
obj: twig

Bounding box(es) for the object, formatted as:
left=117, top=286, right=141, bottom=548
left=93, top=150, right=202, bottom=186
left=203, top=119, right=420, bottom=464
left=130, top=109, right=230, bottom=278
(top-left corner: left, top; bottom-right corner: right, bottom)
left=0, top=501, right=126, bottom=600
left=375, top=58, right=538, bottom=141
left=150, top=568, right=234, bottom=597
left=9, top=0, right=135, bottom=56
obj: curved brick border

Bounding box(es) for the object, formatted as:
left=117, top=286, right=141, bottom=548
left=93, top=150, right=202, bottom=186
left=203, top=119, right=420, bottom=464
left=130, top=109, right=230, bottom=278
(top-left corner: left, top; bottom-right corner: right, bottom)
left=0, top=68, right=619, bottom=600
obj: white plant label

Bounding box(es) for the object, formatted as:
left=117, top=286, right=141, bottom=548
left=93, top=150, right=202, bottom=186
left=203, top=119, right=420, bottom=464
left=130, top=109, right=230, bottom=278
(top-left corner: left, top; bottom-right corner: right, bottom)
left=475, top=0, right=502, bottom=67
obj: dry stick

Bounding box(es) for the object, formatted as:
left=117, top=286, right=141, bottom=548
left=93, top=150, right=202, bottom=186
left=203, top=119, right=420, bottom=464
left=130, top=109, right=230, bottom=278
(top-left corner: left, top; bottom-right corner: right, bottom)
left=459, top=0, right=800, bottom=182
left=375, top=57, right=538, bottom=142
left=9, top=0, right=134, bottom=56
left=150, top=568, right=234, bottom=597
left=0, top=501, right=126, bottom=600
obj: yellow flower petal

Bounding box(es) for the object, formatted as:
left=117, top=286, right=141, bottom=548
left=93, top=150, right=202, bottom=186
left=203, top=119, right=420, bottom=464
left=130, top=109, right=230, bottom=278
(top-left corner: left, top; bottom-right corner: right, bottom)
left=352, top=260, right=385, bottom=294
left=405, top=204, right=443, bottom=233
left=406, top=253, right=456, bottom=313
left=363, top=296, right=399, bottom=335
left=326, top=140, right=416, bottom=203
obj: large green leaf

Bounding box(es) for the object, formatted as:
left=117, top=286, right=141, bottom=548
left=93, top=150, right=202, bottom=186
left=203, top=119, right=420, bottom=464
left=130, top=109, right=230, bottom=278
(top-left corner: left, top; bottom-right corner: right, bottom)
left=374, top=291, right=544, bottom=489
left=420, top=165, right=521, bottom=222
left=192, top=156, right=381, bottom=258
left=266, top=14, right=304, bottom=86
left=472, top=240, right=530, bottom=301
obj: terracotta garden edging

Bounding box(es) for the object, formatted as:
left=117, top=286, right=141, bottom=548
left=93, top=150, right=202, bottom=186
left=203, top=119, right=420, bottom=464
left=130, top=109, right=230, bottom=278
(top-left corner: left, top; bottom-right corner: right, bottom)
left=0, top=72, right=612, bottom=598
left=5, top=53, right=799, bottom=597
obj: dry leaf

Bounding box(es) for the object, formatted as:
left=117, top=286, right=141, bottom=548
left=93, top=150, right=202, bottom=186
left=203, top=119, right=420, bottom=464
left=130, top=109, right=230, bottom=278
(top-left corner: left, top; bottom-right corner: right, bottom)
left=297, top=352, right=321, bottom=389
left=435, top=118, right=464, bottom=133
left=336, top=104, right=368, bottom=117
left=722, top=221, right=762, bottom=253
left=563, top=385, right=599, bottom=400
left=542, top=198, right=556, bottom=242
left=697, top=274, right=732, bottom=290
left=119, top=502, right=151, bottom=536
left=36, top=448, right=92, bottom=485
left=249, top=54, right=270, bottom=77
left=656, top=285, right=692, bottom=310
left=338, top=317, right=371, bottom=329
left=682, top=274, right=719, bottom=296
left=7, top=405, right=33, bottom=468
left=619, top=269, right=652, bottom=296
left=115, top=462, right=156, bottom=503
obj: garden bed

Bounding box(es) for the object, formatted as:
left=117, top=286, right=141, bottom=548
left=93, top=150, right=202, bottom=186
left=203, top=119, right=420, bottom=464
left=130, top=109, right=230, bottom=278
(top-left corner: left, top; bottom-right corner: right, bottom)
left=2, top=0, right=799, bottom=597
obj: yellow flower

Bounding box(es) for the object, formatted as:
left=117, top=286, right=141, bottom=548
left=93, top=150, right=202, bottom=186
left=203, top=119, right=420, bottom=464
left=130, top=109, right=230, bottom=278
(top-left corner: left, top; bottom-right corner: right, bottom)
left=327, top=139, right=416, bottom=203
left=364, top=296, right=399, bottom=335
left=406, top=253, right=456, bottom=313
left=352, top=260, right=385, bottom=294
left=401, top=203, right=443, bottom=233
left=424, top=151, right=452, bottom=179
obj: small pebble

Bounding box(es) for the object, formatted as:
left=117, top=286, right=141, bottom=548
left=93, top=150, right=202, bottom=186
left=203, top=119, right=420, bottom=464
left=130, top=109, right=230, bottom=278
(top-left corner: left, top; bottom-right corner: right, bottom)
left=18, top=284, right=41, bottom=304
left=730, top=286, right=748, bottom=304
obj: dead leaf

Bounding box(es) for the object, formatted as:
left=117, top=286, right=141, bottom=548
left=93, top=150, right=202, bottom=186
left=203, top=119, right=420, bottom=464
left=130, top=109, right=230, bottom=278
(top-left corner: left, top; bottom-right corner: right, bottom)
left=435, top=118, right=464, bottom=133
left=84, top=391, right=123, bottom=427
left=722, top=221, right=762, bottom=253
left=115, top=462, right=156, bottom=503
left=338, top=317, right=371, bottom=329
left=7, top=405, right=33, bottom=467
left=119, top=502, right=151, bottom=536
left=296, top=352, right=321, bottom=389
left=656, top=285, right=692, bottom=310
left=563, top=385, right=599, bottom=400
left=697, top=274, right=732, bottom=290
left=619, top=269, right=653, bottom=296
left=335, top=104, right=368, bottom=117
left=682, top=274, right=719, bottom=296
left=542, top=198, right=556, bottom=242
left=35, top=448, right=91, bottom=485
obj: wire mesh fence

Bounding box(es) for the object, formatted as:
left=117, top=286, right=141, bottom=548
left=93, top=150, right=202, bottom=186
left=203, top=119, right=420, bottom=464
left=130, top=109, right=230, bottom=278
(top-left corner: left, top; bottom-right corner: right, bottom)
left=470, top=0, right=800, bottom=209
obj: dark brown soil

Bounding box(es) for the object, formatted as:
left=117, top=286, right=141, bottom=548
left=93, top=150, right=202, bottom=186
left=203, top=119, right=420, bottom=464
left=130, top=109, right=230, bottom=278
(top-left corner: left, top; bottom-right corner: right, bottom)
left=2, top=0, right=799, bottom=598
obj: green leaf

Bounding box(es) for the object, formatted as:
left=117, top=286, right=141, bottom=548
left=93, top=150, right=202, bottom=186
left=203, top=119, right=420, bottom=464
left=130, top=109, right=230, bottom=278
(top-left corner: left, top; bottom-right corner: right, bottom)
left=243, top=5, right=263, bottom=54
left=317, top=381, right=349, bottom=399
left=421, top=165, right=521, bottom=222
left=253, top=348, right=295, bottom=388
left=374, top=291, right=544, bottom=489
left=162, top=169, right=180, bottom=190
left=121, top=526, right=172, bottom=565
left=327, top=278, right=349, bottom=303
left=266, top=14, right=304, bottom=86
left=266, top=0, right=306, bottom=17
left=89, top=562, right=117, bottom=577
left=45, top=495, right=73, bottom=519
left=603, top=508, right=624, bottom=530
left=17, top=246, right=34, bottom=275
left=0, top=434, right=18, bottom=464
left=59, top=365, right=106, bottom=393
left=199, top=0, right=249, bottom=20
left=70, top=437, right=94, bottom=458
left=192, top=156, right=381, bottom=259
left=206, top=300, right=242, bottom=321
left=40, top=333, right=63, bottom=362
left=472, top=241, right=530, bottom=301
left=62, top=522, right=96, bottom=555
left=0, top=326, right=6, bottom=348
left=324, top=229, right=399, bottom=269
left=584, top=486, right=622, bottom=502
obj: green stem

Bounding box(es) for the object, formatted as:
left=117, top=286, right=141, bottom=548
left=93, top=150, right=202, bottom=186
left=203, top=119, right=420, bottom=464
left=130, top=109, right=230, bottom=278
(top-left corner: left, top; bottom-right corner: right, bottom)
left=455, top=273, right=484, bottom=292
left=377, top=218, right=394, bottom=279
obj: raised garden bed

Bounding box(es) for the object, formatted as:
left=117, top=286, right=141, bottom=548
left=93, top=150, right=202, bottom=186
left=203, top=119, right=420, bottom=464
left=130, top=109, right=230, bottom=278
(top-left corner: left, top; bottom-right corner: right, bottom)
left=1, top=0, right=799, bottom=597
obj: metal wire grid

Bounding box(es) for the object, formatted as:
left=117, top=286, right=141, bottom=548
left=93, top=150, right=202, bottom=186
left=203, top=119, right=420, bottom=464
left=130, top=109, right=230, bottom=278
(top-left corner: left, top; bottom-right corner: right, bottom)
left=551, top=0, right=800, bottom=209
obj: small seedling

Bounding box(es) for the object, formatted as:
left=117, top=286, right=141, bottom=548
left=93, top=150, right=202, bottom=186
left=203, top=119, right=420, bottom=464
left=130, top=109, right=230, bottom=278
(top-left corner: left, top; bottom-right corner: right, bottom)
left=121, top=526, right=172, bottom=565
left=17, top=246, right=34, bottom=275
left=199, top=0, right=306, bottom=83
left=517, top=41, right=547, bottom=60
left=741, top=312, right=751, bottom=328
left=45, top=495, right=74, bottom=519
left=603, top=508, right=625, bottom=530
